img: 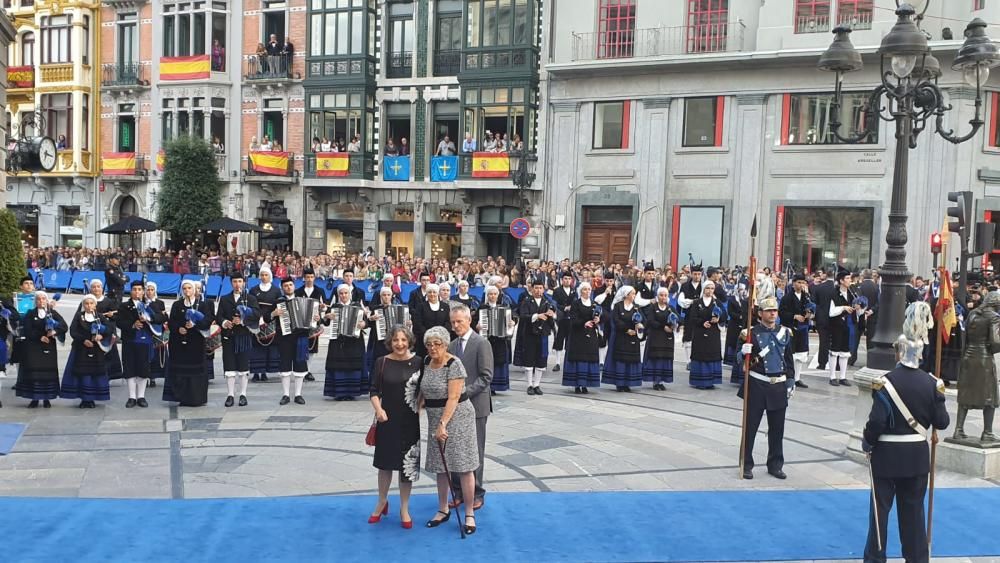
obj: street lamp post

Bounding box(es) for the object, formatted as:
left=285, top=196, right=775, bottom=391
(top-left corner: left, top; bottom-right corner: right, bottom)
left=817, top=2, right=1000, bottom=370
left=508, top=150, right=538, bottom=258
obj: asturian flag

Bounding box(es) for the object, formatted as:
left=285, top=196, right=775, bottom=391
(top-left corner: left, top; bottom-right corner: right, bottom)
left=382, top=155, right=410, bottom=181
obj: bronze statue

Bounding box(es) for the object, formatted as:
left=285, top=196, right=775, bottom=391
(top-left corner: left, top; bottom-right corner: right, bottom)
left=953, top=291, right=1000, bottom=444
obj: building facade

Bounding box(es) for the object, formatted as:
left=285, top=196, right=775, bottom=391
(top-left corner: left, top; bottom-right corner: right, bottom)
left=541, top=0, right=1000, bottom=277
left=0, top=7, right=16, bottom=204
left=5, top=0, right=101, bottom=247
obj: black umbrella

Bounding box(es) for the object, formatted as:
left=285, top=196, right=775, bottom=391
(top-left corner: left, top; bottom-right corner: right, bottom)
left=98, top=215, right=159, bottom=234
left=200, top=217, right=264, bottom=233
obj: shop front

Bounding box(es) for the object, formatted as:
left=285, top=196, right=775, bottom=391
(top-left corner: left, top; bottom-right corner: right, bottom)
left=7, top=204, right=39, bottom=245
left=775, top=205, right=875, bottom=273
left=326, top=202, right=365, bottom=255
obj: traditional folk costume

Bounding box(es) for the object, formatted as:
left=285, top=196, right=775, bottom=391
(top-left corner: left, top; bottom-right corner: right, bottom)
left=89, top=285, right=124, bottom=382
left=0, top=296, right=21, bottom=405
left=642, top=294, right=676, bottom=390
left=778, top=275, right=812, bottom=389
left=144, top=284, right=170, bottom=385
left=481, top=286, right=514, bottom=393
left=412, top=286, right=451, bottom=358
left=828, top=270, right=855, bottom=386
left=295, top=276, right=326, bottom=381
left=216, top=276, right=262, bottom=407
left=677, top=268, right=704, bottom=361
left=324, top=285, right=369, bottom=400
left=601, top=286, right=644, bottom=392
left=249, top=274, right=282, bottom=381
left=562, top=285, right=602, bottom=393
left=17, top=298, right=68, bottom=406
left=276, top=282, right=311, bottom=405
left=514, top=283, right=557, bottom=395
left=60, top=298, right=111, bottom=407
left=163, top=285, right=216, bottom=407
left=688, top=282, right=723, bottom=389
left=116, top=282, right=166, bottom=407
left=725, top=287, right=750, bottom=385
left=550, top=272, right=577, bottom=372
left=367, top=288, right=398, bottom=370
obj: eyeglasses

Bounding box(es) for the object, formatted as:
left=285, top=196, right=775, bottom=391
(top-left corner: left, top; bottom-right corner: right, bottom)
left=426, top=341, right=445, bottom=349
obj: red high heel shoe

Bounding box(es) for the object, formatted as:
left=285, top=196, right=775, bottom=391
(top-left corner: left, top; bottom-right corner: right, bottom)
left=401, top=517, right=413, bottom=529
left=368, top=500, right=389, bottom=524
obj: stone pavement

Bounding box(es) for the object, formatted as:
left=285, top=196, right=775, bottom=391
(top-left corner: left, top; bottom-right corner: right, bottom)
left=0, top=294, right=992, bottom=502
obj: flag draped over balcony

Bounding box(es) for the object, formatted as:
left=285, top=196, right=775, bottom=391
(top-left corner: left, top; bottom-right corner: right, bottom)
left=102, top=153, right=136, bottom=175
left=249, top=151, right=289, bottom=175
left=160, top=55, right=211, bottom=80
left=156, top=150, right=166, bottom=171
left=316, top=152, right=350, bottom=177
left=471, top=152, right=509, bottom=178
left=382, top=155, right=410, bottom=181
left=430, top=156, right=458, bottom=182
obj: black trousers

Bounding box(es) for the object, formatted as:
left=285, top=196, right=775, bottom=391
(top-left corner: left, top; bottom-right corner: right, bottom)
left=553, top=320, right=570, bottom=352
left=222, top=340, right=250, bottom=372
left=864, top=475, right=929, bottom=563
left=742, top=405, right=785, bottom=472
left=817, top=325, right=831, bottom=368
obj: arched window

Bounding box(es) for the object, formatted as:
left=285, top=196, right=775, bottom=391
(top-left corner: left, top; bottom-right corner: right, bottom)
left=21, top=32, right=34, bottom=66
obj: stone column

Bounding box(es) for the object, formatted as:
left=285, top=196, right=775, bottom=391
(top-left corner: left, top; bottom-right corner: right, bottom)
left=363, top=202, right=378, bottom=253
left=461, top=201, right=476, bottom=258
left=544, top=101, right=580, bottom=261
left=639, top=97, right=670, bottom=264
left=730, top=94, right=768, bottom=266
left=413, top=195, right=426, bottom=257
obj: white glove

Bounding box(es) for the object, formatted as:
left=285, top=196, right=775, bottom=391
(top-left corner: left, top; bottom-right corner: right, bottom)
left=741, top=343, right=753, bottom=355
left=787, top=387, right=795, bottom=400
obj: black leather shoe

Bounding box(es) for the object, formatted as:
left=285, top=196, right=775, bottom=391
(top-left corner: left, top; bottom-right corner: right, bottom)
left=574, top=387, right=581, bottom=394
left=817, top=365, right=827, bottom=371
left=86, top=401, right=96, bottom=408
left=829, top=380, right=839, bottom=386
left=125, top=399, right=137, bottom=408
left=742, top=470, right=753, bottom=480
left=535, top=387, right=543, bottom=396
left=238, top=395, right=248, bottom=407
left=527, top=387, right=536, bottom=396
left=43, top=400, right=51, bottom=408
left=304, top=373, right=315, bottom=382
left=261, top=374, right=269, bottom=382
left=490, top=390, right=497, bottom=396
left=224, top=396, right=235, bottom=407
left=768, top=469, right=787, bottom=480
left=252, top=374, right=260, bottom=382
left=137, top=398, right=148, bottom=408
left=294, top=395, right=305, bottom=405
left=27, top=400, right=38, bottom=408
left=552, top=364, right=560, bottom=372
left=279, top=395, right=290, bottom=405
left=624, top=386, right=632, bottom=392
left=839, top=379, right=852, bottom=386
left=581, top=387, right=589, bottom=394
left=426, top=510, right=450, bottom=528
left=79, top=401, right=88, bottom=409
left=148, top=379, right=157, bottom=388
left=794, top=380, right=809, bottom=389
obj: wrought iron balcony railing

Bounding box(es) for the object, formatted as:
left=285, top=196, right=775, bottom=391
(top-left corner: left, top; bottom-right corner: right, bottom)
left=102, top=62, right=148, bottom=87
left=571, top=21, right=746, bottom=61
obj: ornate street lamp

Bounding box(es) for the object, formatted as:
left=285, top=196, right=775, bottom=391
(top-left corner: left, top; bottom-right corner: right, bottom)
left=817, top=2, right=1000, bottom=370
left=508, top=150, right=538, bottom=215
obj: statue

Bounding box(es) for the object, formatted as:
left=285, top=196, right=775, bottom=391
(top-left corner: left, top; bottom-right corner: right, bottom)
left=952, top=291, right=1000, bottom=445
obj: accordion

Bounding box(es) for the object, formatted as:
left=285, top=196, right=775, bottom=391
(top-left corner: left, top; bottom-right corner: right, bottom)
left=479, top=306, right=514, bottom=338
left=375, top=305, right=410, bottom=342
left=276, top=297, right=318, bottom=336
left=325, top=305, right=364, bottom=339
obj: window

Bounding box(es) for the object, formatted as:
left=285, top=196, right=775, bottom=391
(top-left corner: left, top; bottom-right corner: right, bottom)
left=388, top=2, right=415, bottom=78
left=975, top=0, right=986, bottom=10
left=592, top=100, right=629, bottom=150
left=674, top=206, right=724, bottom=267
left=687, top=0, right=728, bottom=53
left=783, top=92, right=877, bottom=145
left=117, top=13, right=138, bottom=65
left=82, top=94, right=89, bottom=150
left=990, top=92, right=1000, bottom=147
left=41, top=94, right=72, bottom=148
left=838, top=1, right=873, bottom=29
left=683, top=97, right=724, bottom=147
left=795, top=0, right=830, bottom=33
left=118, top=114, right=136, bottom=152
left=434, top=0, right=463, bottom=76
left=466, top=0, right=536, bottom=48
left=781, top=207, right=874, bottom=271
left=162, top=1, right=227, bottom=69
left=41, top=15, right=71, bottom=63
left=21, top=32, right=34, bottom=66
left=597, top=0, right=635, bottom=59
left=307, top=91, right=376, bottom=154
left=462, top=85, right=536, bottom=152
left=83, top=16, right=90, bottom=64
left=308, top=0, right=372, bottom=57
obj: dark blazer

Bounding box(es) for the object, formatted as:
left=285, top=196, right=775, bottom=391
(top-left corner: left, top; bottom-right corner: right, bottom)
left=449, top=330, right=494, bottom=418
left=813, top=280, right=836, bottom=327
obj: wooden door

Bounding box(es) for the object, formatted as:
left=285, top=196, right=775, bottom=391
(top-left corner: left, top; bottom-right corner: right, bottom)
left=582, top=223, right=632, bottom=264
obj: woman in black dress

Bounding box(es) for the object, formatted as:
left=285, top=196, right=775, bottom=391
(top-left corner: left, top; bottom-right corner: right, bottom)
left=324, top=284, right=368, bottom=400
left=163, top=280, right=216, bottom=406
left=642, top=287, right=676, bottom=390
left=17, top=292, right=68, bottom=408
left=368, top=326, right=421, bottom=529
left=688, top=280, right=723, bottom=389
left=144, top=282, right=169, bottom=386
left=562, top=282, right=602, bottom=393
left=60, top=295, right=111, bottom=408
left=601, top=286, right=644, bottom=392
left=86, top=279, right=124, bottom=382
left=412, top=284, right=450, bottom=357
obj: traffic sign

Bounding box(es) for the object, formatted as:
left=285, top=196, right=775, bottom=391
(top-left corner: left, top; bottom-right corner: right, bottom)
left=510, top=218, right=530, bottom=239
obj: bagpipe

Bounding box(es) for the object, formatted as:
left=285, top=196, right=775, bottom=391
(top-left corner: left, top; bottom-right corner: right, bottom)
left=800, top=297, right=816, bottom=332
left=44, top=294, right=65, bottom=345
left=632, top=309, right=646, bottom=340
left=532, top=295, right=556, bottom=336
left=668, top=310, right=680, bottom=332
left=237, top=303, right=257, bottom=334
left=137, top=300, right=168, bottom=348
left=89, top=315, right=114, bottom=354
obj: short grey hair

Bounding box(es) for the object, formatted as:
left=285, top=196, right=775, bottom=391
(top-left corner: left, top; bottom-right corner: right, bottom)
left=423, top=326, right=451, bottom=346
left=449, top=303, right=471, bottom=318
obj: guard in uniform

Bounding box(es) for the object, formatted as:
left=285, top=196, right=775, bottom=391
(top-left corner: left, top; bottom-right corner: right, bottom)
left=550, top=271, right=576, bottom=372
left=862, top=302, right=950, bottom=563
left=737, top=296, right=795, bottom=480
left=216, top=273, right=261, bottom=407
left=104, top=254, right=129, bottom=303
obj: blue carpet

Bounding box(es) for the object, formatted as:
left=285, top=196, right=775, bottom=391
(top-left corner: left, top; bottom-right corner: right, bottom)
left=0, top=423, right=26, bottom=455
left=1, top=488, right=998, bottom=562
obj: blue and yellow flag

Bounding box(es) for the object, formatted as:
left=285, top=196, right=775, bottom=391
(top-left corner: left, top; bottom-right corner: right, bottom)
left=430, top=155, right=458, bottom=182
left=382, top=155, right=410, bottom=182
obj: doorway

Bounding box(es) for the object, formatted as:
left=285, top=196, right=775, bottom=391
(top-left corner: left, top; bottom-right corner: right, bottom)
left=580, top=206, right=632, bottom=264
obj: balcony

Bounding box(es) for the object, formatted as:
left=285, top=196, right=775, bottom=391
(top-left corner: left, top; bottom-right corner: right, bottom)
left=571, top=22, right=746, bottom=61
left=101, top=152, right=148, bottom=181
left=386, top=51, right=413, bottom=78
left=307, top=56, right=376, bottom=80
left=457, top=152, right=510, bottom=180
left=39, top=63, right=73, bottom=83
left=101, top=62, right=149, bottom=89
left=837, top=10, right=873, bottom=31
left=245, top=151, right=297, bottom=184
left=461, top=47, right=538, bottom=77
left=433, top=50, right=462, bottom=76
left=245, top=54, right=295, bottom=82
left=304, top=152, right=374, bottom=180
left=795, top=14, right=831, bottom=34
left=7, top=66, right=34, bottom=89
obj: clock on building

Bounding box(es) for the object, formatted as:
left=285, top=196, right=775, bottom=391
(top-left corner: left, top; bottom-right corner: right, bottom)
left=10, top=136, right=58, bottom=173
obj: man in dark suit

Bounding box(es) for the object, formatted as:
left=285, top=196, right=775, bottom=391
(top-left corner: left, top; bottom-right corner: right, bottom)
left=104, top=254, right=128, bottom=303
left=857, top=269, right=880, bottom=363
left=812, top=267, right=836, bottom=370
left=448, top=302, right=494, bottom=511
left=862, top=317, right=949, bottom=563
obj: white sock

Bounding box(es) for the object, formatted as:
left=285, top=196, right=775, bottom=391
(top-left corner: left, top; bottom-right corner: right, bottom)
left=127, top=377, right=138, bottom=399
left=226, top=374, right=236, bottom=397
left=238, top=372, right=249, bottom=396
left=136, top=377, right=148, bottom=399
left=533, top=369, right=545, bottom=387
left=794, top=360, right=803, bottom=382
left=683, top=342, right=692, bottom=362
left=555, top=350, right=563, bottom=366
left=525, top=367, right=534, bottom=387
left=293, top=372, right=306, bottom=397
left=839, top=358, right=849, bottom=381
left=829, top=360, right=837, bottom=381
left=281, top=372, right=291, bottom=396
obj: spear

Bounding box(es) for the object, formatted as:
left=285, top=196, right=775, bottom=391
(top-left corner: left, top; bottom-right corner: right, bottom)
left=738, top=215, right=758, bottom=479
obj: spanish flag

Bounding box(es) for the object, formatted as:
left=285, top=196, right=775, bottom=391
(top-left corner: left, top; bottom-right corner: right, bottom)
left=102, top=152, right=137, bottom=175
left=156, top=150, right=166, bottom=171
left=160, top=55, right=211, bottom=80
left=249, top=151, right=289, bottom=175
left=471, top=152, right=510, bottom=178
left=316, top=152, right=349, bottom=177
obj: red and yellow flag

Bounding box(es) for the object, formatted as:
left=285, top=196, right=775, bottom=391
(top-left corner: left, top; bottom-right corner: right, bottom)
left=936, top=268, right=957, bottom=344
left=471, top=152, right=510, bottom=178
left=102, top=152, right=137, bottom=175
left=249, top=151, right=289, bottom=175
left=316, top=152, right=349, bottom=177
left=156, top=150, right=166, bottom=171
left=160, top=55, right=211, bottom=80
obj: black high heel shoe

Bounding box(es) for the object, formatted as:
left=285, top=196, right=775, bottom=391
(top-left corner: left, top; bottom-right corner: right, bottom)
left=464, top=515, right=477, bottom=535
left=425, top=510, right=450, bottom=528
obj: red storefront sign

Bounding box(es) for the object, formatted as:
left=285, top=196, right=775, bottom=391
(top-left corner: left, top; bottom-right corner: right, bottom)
left=774, top=205, right=785, bottom=269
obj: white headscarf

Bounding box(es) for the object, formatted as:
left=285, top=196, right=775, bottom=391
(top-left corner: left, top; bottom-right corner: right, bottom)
left=612, top=285, right=635, bottom=308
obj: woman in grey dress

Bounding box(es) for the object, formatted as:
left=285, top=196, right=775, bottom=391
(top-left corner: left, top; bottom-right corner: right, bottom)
left=421, top=326, right=479, bottom=535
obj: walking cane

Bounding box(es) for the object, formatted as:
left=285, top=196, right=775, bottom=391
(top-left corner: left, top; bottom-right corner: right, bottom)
left=436, top=438, right=466, bottom=539
left=867, top=453, right=882, bottom=553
